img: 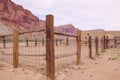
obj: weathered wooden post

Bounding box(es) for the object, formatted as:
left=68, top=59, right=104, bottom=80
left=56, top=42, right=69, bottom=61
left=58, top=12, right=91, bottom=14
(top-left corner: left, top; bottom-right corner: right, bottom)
left=114, top=36, right=117, bottom=44
left=13, top=30, right=19, bottom=68
left=26, top=38, right=29, bottom=47
left=95, top=37, right=99, bottom=56
left=106, top=36, right=109, bottom=49
left=60, top=39, right=62, bottom=45
left=66, top=37, right=69, bottom=46
left=114, top=36, right=117, bottom=48
left=46, top=14, right=55, bottom=80
left=2, top=36, right=6, bottom=49
left=77, top=30, right=81, bottom=65
left=88, top=36, right=92, bottom=59
left=42, top=37, right=44, bottom=46
left=35, top=38, right=37, bottom=46
left=103, top=35, right=106, bottom=51
left=56, top=38, right=58, bottom=46
left=100, top=37, right=103, bottom=52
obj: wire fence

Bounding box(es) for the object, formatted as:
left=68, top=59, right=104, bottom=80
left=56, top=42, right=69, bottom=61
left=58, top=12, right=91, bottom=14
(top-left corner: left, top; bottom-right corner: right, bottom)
left=19, top=33, right=47, bottom=80
left=0, top=32, right=47, bottom=80
left=0, top=15, right=120, bottom=80
left=54, top=35, right=77, bottom=72
left=81, top=36, right=102, bottom=60
left=108, top=36, right=120, bottom=48
left=0, top=36, right=13, bottom=64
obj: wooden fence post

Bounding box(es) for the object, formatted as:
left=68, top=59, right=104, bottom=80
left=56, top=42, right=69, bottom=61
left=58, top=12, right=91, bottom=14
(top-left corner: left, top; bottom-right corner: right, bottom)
left=114, top=36, right=117, bottom=48
left=2, top=36, right=6, bottom=49
left=114, top=36, right=117, bottom=44
left=66, top=37, right=69, bottom=46
left=106, top=36, right=109, bottom=49
left=46, top=14, right=55, bottom=80
left=13, top=30, right=19, bottom=68
left=88, top=36, right=92, bottom=59
left=100, top=37, right=103, bottom=52
left=56, top=39, right=58, bottom=46
left=35, top=38, right=37, bottom=46
left=103, top=35, right=106, bottom=51
left=42, top=37, right=44, bottom=46
left=77, top=30, right=81, bottom=65
left=60, top=39, right=62, bottom=45
left=26, top=38, right=29, bottom=47
left=95, top=37, right=99, bottom=56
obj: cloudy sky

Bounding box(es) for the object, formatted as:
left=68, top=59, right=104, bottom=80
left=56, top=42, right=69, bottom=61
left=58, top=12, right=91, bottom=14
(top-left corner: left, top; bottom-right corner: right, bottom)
left=12, top=0, right=120, bottom=31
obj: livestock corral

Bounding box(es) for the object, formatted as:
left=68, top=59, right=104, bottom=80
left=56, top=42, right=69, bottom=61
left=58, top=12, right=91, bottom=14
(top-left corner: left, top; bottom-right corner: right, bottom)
left=0, top=15, right=120, bottom=80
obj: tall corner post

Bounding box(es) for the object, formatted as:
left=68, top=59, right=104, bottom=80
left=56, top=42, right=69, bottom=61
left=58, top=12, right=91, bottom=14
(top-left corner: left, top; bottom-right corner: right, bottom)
left=88, top=36, right=92, bottom=59
left=95, top=37, right=99, bottom=56
left=77, top=30, right=81, bottom=65
left=46, top=15, right=55, bottom=80
left=13, top=30, right=19, bottom=68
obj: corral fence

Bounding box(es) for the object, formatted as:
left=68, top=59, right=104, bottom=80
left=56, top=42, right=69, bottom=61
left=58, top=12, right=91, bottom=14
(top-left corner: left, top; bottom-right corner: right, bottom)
left=108, top=36, right=120, bottom=48
left=0, top=35, right=13, bottom=64
left=0, top=15, right=81, bottom=80
left=0, top=14, right=119, bottom=80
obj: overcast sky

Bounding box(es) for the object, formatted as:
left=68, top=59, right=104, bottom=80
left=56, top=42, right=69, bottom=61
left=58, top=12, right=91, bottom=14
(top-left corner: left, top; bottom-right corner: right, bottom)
left=12, top=0, right=120, bottom=31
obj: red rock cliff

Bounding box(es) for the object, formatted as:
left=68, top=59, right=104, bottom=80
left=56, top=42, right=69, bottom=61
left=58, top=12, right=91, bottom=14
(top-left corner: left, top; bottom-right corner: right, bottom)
left=0, top=0, right=45, bottom=32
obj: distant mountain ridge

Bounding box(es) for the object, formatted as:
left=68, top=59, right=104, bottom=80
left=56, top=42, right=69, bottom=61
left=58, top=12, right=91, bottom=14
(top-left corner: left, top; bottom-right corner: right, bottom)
left=55, top=24, right=78, bottom=36
left=85, top=29, right=105, bottom=32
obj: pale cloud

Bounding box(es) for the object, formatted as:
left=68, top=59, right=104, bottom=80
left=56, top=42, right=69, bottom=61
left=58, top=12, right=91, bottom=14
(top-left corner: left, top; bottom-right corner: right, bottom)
left=12, top=0, right=120, bottom=30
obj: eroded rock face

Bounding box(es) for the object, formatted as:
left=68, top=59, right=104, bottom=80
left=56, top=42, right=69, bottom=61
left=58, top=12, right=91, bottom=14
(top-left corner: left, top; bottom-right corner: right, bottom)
left=0, top=0, right=45, bottom=32
left=55, top=24, right=78, bottom=36
left=0, top=0, right=77, bottom=36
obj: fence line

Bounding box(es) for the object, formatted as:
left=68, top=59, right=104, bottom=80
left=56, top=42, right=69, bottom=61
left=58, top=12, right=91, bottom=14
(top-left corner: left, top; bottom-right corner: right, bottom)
left=0, top=14, right=120, bottom=80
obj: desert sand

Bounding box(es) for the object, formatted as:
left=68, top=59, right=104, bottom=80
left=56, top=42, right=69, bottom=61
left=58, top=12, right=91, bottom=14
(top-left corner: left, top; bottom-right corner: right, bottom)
left=64, top=48, right=120, bottom=80
left=0, top=48, right=120, bottom=80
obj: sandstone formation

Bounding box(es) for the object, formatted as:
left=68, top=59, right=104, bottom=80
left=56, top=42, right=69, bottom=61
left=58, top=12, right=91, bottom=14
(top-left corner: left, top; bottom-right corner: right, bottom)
left=0, top=0, right=45, bottom=33
left=55, top=24, right=78, bottom=36
left=0, top=0, right=114, bottom=38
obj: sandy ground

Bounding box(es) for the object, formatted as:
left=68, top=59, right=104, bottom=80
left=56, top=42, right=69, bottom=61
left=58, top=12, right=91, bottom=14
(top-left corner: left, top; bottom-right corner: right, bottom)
left=0, top=48, right=120, bottom=80
left=0, top=62, right=47, bottom=80
left=63, top=48, right=120, bottom=80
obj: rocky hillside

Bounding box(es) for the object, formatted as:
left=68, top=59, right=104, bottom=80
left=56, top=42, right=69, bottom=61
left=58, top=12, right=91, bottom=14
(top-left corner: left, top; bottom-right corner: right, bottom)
left=1, top=0, right=118, bottom=38
left=0, top=0, right=77, bottom=36
left=55, top=24, right=78, bottom=36
left=0, top=0, right=45, bottom=34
